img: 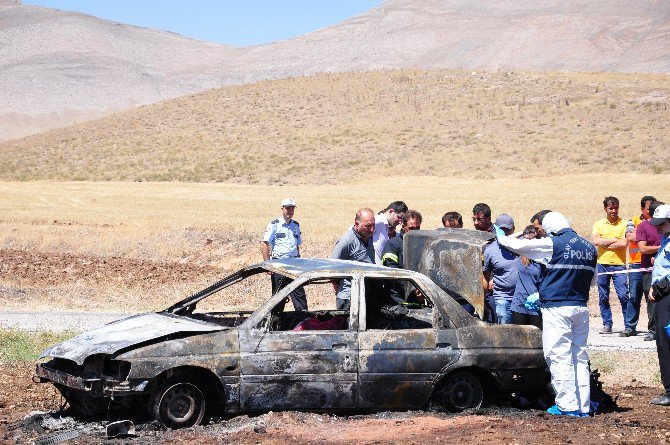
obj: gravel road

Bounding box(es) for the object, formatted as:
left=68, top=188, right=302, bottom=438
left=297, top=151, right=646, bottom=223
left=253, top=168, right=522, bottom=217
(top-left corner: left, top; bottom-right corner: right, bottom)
left=0, top=310, right=656, bottom=352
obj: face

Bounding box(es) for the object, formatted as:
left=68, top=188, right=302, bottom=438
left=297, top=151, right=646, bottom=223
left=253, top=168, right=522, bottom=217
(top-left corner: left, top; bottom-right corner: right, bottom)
left=604, top=203, right=619, bottom=220
left=532, top=219, right=547, bottom=238
left=523, top=231, right=538, bottom=240
left=472, top=212, right=491, bottom=231
left=281, top=205, right=295, bottom=220
left=642, top=201, right=653, bottom=220
left=387, top=210, right=405, bottom=228
left=402, top=217, right=421, bottom=233
left=354, top=211, right=376, bottom=241
left=656, top=219, right=670, bottom=236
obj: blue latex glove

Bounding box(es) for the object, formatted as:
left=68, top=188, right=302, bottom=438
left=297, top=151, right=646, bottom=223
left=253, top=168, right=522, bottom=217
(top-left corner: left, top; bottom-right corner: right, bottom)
left=525, top=292, right=540, bottom=311
left=493, top=224, right=506, bottom=239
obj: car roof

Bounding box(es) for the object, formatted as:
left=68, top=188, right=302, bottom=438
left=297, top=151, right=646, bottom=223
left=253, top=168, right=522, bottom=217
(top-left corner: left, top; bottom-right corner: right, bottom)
left=261, top=258, right=419, bottom=279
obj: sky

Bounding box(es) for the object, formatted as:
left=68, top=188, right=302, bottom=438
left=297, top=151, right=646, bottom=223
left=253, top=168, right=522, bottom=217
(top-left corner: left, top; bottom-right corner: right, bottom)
left=23, top=0, right=382, bottom=46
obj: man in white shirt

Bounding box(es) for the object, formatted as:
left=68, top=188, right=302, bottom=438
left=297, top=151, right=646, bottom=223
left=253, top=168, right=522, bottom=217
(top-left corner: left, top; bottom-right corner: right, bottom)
left=372, top=201, right=408, bottom=264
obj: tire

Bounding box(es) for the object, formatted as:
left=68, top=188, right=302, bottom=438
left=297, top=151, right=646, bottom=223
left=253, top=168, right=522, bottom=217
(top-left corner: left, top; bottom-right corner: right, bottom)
left=150, top=379, right=206, bottom=429
left=440, top=371, right=484, bottom=412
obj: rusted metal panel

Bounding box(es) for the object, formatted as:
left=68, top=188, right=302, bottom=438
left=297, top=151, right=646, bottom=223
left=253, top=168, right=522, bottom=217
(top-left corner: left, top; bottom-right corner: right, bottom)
left=358, top=330, right=458, bottom=409
left=404, top=229, right=494, bottom=319
left=35, top=365, right=90, bottom=391
left=456, top=324, right=543, bottom=350
left=40, top=313, right=229, bottom=365
left=238, top=329, right=357, bottom=410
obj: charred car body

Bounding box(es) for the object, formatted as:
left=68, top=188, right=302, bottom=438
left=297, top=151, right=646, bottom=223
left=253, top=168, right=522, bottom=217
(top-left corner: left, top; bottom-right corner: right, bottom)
left=35, top=230, right=547, bottom=429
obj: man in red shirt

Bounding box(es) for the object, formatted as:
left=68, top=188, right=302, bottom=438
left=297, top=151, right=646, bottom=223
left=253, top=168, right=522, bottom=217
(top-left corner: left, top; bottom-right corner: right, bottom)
left=637, top=200, right=664, bottom=341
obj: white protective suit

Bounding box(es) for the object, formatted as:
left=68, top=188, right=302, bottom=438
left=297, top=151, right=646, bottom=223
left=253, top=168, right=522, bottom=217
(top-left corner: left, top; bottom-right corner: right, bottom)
left=497, top=212, right=591, bottom=414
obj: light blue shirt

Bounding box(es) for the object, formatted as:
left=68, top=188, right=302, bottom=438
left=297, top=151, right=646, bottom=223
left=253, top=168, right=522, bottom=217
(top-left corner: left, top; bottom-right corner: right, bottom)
left=263, top=218, right=301, bottom=259
left=652, top=235, right=670, bottom=284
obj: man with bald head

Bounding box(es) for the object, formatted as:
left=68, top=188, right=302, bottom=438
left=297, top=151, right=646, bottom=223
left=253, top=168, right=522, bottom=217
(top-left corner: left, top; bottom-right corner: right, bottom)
left=331, top=208, right=376, bottom=310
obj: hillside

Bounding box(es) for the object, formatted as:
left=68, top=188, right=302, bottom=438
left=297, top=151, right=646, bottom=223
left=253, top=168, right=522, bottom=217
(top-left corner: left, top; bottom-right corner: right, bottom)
left=1, top=69, right=667, bottom=184
left=2, top=0, right=670, bottom=141
left=0, top=0, right=240, bottom=141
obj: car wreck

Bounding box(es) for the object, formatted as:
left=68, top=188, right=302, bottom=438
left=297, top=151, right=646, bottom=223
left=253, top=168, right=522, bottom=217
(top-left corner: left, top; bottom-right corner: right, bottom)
left=35, top=229, right=548, bottom=429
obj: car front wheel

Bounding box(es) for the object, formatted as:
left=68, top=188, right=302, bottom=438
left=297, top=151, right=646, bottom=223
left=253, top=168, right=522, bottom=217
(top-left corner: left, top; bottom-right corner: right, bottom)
left=150, top=379, right=206, bottom=429
left=440, top=371, right=484, bottom=412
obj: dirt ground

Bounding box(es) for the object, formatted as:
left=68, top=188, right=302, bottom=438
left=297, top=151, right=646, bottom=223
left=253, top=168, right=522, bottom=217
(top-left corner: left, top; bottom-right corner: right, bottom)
left=0, top=248, right=221, bottom=289
left=2, top=247, right=668, bottom=444
left=1, top=363, right=670, bottom=445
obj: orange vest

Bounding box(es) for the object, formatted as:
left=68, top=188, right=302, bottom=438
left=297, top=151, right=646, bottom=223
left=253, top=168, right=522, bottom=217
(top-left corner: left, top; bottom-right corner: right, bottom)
left=628, top=215, right=643, bottom=264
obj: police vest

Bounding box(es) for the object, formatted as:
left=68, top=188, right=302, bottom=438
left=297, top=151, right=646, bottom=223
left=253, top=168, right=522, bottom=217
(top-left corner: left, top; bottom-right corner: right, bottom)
left=539, top=228, right=597, bottom=308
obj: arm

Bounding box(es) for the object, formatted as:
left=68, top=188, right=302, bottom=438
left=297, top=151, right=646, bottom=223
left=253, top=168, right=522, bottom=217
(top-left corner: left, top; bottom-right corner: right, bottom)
left=261, top=241, right=271, bottom=261
left=638, top=240, right=660, bottom=255
left=262, top=221, right=276, bottom=260
left=591, top=233, right=615, bottom=247
left=497, top=235, right=553, bottom=264
left=482, top=270, right=493, bottom=290
left=331, top=233, right=350, bottom=260
left=605, top=238, right=628, bottom=250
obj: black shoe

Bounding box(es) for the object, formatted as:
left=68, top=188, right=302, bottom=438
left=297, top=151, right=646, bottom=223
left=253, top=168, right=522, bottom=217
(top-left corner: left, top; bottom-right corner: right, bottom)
left=644, top=332, right=656, bottom=341
left=619, top=328, right=637, bottom=337
left=650, top=394, right=670, bottom=406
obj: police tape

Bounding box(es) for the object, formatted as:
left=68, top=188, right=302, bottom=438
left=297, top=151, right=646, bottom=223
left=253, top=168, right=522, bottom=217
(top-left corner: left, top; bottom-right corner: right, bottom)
left=597, top=267, right=653, bottom=276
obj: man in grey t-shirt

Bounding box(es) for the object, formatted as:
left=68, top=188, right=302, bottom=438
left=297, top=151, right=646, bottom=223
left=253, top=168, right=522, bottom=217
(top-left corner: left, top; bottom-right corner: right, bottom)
left=331, top=208, right=376, bottom=310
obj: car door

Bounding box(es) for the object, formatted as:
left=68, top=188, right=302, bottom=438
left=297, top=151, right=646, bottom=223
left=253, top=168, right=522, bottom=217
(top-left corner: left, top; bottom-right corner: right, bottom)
left=238, top=276, right=359, bottom=411
left=357, top=277, right=460, bottom=409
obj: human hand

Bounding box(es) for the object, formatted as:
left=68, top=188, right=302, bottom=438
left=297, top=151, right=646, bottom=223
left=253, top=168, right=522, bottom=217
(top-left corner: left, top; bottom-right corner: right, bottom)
left=525, top=292, right=540, bottom=311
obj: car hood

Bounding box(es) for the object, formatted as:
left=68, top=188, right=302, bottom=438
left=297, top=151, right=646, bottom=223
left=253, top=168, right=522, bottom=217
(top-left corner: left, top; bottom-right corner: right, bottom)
left=404, top=229, right=495, bottom=320
left=40, top=312, right=228, bottom=365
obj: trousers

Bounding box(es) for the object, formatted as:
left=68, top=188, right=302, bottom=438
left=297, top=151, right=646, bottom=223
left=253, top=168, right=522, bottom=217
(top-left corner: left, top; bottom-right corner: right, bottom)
left=597, top=264, right=630, bottom=329
left=271, top=273, right=308, bottom=312
left=655, top=293, right=670, bottom=393
left=626, top=264, right=644, bottom=331
left=542, top=305, right=591, bottom=413
left=643, top=272, right=656, bottom=335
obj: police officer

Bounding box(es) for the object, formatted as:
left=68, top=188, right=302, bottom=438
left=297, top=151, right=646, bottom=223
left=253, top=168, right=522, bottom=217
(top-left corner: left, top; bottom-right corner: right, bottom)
left=649, top=204, right=670, bottom=405
left=261, top=198, right=307, bottom=311
left=496, top=211, right=597, bottom=417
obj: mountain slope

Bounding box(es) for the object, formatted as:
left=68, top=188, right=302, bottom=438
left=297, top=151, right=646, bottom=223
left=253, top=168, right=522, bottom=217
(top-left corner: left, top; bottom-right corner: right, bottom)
left=2, top=0, right=670, bottom=141
left=0, top=0, right=241, bottom=140
left=1, top=69, right=667, bottom=184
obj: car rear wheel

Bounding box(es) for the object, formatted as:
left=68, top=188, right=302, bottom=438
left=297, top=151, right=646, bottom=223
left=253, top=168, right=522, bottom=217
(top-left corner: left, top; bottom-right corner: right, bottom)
left=150, top=379, right=206, bottom=429
left=440, top=371, right=484, bottom=412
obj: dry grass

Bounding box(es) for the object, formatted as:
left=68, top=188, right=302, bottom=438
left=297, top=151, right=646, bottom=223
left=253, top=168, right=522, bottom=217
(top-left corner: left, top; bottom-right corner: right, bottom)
left=590, top=350, right=660, bottom=387
left=1, top=176, right=669, bottom=312
left=0, top=70, right=668, bottom=183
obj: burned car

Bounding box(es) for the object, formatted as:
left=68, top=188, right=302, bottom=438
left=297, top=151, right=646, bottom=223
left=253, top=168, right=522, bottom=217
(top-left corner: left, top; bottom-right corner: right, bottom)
left=35, top=230, right=547, bottom=429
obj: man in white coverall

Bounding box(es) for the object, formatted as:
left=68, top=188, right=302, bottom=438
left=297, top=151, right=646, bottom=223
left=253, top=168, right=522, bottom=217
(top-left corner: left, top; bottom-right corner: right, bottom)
left=495, top=212, right=597, bottom=417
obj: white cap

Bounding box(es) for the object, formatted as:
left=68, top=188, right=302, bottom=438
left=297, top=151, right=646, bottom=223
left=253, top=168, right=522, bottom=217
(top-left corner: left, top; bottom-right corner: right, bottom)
left=650, top=204, right=670, bottom=226
left=281, top=198, right=296, bottom=207
left=542, top=212, right=570, bottom=234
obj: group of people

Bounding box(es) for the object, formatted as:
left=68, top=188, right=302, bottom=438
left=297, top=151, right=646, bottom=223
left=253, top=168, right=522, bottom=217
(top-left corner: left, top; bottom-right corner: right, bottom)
left=260, top=196, right=670, bottom=415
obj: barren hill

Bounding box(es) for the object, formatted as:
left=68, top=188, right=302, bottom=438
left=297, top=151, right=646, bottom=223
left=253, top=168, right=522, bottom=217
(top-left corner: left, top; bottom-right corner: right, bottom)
left=1, top=69, right=667, bottom=184
left=2, top=0, right=670, bottom=141
left=0, top=0, right=241, bottom=141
